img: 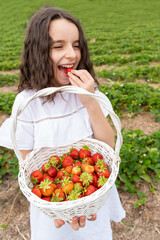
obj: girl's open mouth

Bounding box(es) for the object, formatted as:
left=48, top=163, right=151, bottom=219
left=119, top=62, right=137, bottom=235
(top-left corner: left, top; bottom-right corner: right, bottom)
left=58, top=64, right=74, bottom=75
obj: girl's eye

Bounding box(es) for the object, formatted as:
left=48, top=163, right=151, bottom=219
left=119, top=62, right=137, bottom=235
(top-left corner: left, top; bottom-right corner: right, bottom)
left=52, top=45, right=63, bottom=48
left=73, top=45, right=80, bottom=48
left=53, top=46, right=62, bottom=49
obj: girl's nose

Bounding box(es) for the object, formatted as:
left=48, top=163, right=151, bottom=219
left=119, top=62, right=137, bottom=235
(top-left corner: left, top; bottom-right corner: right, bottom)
left=65, top=46, right=76, bottom=59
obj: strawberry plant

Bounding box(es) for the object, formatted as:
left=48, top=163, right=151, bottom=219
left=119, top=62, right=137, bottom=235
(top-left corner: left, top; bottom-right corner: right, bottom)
left=116, top=129, right=160, bottom=195
left=0, top=147, right=18, bottom=183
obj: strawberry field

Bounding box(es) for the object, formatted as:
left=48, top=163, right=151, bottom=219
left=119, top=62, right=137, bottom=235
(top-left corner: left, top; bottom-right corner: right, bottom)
left=0, top=0, right=160, bottom=239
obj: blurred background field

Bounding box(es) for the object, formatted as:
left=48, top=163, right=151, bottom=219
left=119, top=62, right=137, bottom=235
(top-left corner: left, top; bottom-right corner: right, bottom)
left=0, top=0, right=160, bottom=239
left=0, top=0, right=160, bottom=70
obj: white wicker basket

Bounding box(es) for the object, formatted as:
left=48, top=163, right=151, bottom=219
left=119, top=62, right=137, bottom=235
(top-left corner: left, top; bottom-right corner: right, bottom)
left=10, top=86, right=123, bottom=221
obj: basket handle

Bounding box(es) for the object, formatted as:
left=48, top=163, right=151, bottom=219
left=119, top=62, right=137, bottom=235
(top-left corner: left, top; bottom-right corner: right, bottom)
left=10, top=86, right=123, bottom=163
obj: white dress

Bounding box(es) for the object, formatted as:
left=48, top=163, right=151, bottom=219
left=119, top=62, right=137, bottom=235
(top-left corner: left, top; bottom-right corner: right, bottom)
left=0, top=88, right=125, bottom=240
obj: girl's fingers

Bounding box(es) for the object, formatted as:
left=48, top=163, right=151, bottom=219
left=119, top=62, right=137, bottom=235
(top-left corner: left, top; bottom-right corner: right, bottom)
left=68, top=71, right=95, bottom=93
left=68, top=69, right=94, bottom=85
left=79, top=216, right=86, bottom=228
left=87, top=214, right=97, bottom=221
left=68, top=216, right=80, bottom=231
left=54, top=219, right=65, bottom=228
left=68, top=72, right=85, bottom=87
left=71, top=69, right=93, bottom=82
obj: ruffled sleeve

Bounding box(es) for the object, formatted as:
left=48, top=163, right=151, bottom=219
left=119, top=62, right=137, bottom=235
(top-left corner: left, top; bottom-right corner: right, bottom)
left=0, top=93, right=34, bottom=150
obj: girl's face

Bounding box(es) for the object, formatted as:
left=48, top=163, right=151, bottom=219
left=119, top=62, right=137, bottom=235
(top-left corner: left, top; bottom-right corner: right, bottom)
left=49, top=19, right=81, bottom=86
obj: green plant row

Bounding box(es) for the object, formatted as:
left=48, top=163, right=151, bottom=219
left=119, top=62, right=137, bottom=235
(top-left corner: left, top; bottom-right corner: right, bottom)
left=89, top=42, right=160, bottom=56
left=99, top=83, right=160, bottom=121
left=0, top=93, right=16, bottom=115
left=0, top=60, right=20, bottom=71
left=0, top=73, right=18, bottom=86
left=0, top=83, right=159, bottom=120
left=97, top=65, right=160, bottom=83
left=116, top=128, right=160, bottom=207
left=91, top=52, right=160, bottom=66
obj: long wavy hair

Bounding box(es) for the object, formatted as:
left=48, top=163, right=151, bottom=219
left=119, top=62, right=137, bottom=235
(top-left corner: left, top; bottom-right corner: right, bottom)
left=18, top=5, right=98, bottom=100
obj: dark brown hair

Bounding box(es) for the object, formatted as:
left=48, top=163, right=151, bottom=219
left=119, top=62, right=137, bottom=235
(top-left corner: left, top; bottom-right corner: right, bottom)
left=18, top=5, right=98, bottom=98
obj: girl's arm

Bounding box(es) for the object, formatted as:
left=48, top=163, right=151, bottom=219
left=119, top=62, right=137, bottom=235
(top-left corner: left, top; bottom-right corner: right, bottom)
left=68, top=69, right=115, bottom=148
left=20, top=150, right=32, bottom=160
left=83, top=99, right=115, bottom=148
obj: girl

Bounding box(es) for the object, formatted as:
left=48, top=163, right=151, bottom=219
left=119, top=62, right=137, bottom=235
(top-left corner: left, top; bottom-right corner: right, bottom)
left=0, top=6, right=125, bottom=240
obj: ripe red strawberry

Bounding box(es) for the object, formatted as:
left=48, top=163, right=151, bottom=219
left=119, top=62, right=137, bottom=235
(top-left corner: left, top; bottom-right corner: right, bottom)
left=52, top=189, right=65, bottom=202
left=94, top=159, right=108, bottom=173
left=32, top=188, right=42, bottom=198
left=57, top=183, right=62, bottom=189
left=71, top=166, right=81, bottom=175
left=42, top=162, right=51, bottom=173
left=66, top=68, right=73, bottom=74
left=33, top=184, right=40, bottom=189
left=81, top=163, right=94, bottom=174
left=48, top=166, right=57, bottom=177
left=39, top=179, right=57, bottom=196
left=65, top=165, right=73, bottom=174
left=42, top=196, right=52, bottom=201
left=79, top=146, right=91, bottom=159
left=62, top=156, right=74, bottom=167
left=49, top=155, right=60, bottom=166
left=30, top=170, right=43, bottom=184
left=92, top=153, right=103, bottom=163
left=72, top=175, right=80, bottom=183
left=42, top=174, right=55, bottom=182
left=61, top=176, right=74, bottom=194
left=78, top=194, right=83, bottom=198
left=61, top=175, right=71, bottom=181
left=62, top=182, right=74, bottom=194
left=56, top=170, right=64, bottom=179
left=97, top=169, right=110, bottom=178
left=83, top=157, right=94, bottom=166
left=92, top=173, right=98, bottom=188
left=60, top=153, right=68, bottom=161
left=74, top=161, right=82, bottom=167
left=84, top=185, right=97, bottom=196
left=42, top=172, right=49, bottom=178
left=70, top=148, right=79, bottom=159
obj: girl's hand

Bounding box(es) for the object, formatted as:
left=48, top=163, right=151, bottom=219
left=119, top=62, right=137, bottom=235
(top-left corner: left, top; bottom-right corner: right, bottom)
left=54, top=214, right=97, bottom=230
left=68, top=69, right=95, bottom=107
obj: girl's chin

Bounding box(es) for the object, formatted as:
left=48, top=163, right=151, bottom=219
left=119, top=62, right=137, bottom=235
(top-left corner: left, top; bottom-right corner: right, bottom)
left=54, top=79, right=71, bottom=87
left=54, top=69, right=71, bottom=85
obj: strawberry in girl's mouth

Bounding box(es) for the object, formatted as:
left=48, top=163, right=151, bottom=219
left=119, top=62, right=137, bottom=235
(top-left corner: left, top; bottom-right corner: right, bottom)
left=66, top=68, right=73, bottom=74
left=58, top=64, right=73, bottom=75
